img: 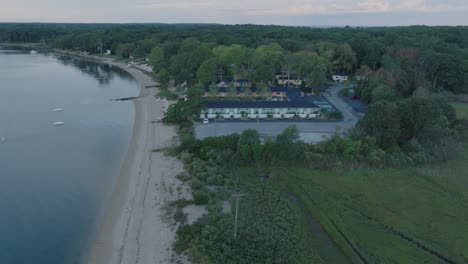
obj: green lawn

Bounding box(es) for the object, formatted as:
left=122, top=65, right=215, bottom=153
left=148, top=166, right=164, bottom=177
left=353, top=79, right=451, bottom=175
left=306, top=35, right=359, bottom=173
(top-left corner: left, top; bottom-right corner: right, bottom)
left=269, top=103, right=468, bottom=263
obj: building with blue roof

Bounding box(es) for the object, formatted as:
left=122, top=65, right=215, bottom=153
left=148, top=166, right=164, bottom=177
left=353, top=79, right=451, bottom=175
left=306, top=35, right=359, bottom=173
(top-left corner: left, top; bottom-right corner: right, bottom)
left=201, top=100, right=320, bottom=119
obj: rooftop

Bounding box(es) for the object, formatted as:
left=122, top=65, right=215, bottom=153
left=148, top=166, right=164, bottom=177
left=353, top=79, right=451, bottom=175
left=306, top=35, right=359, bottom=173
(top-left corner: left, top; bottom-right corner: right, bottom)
left=270, top=86, right=302, bottom=100
left=333, top=72, right=348, bottom=76
left=206, top=100, right=318, bottom=109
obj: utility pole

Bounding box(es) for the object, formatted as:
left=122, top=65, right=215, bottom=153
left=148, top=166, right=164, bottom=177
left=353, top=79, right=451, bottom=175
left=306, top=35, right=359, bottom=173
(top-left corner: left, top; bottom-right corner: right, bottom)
left=214, top=117, right=217, bottom=137
left=256, top=116, right=259, bottom=133
left=233, top=190, right=245, bottom=239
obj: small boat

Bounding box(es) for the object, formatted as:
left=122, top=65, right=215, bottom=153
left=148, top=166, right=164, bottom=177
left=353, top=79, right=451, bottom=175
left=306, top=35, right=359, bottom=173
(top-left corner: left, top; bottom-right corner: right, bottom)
left=53, top=121, right=65, bottom=126
left=30, top=50, right=38, bottom=55
left=1, top=137, right=5, bottom=142
left=53, top=108, right=64, bottom=112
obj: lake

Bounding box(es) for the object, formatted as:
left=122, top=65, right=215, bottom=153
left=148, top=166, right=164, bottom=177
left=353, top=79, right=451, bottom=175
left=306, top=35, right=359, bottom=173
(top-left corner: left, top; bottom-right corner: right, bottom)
left=0, top=47, right=139, bottom=264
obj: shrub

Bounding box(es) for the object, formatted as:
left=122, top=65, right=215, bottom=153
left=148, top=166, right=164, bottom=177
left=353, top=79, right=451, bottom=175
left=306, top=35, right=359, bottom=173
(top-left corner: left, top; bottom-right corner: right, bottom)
left=190, top=178, right=204, bottom=190
left=326, top=111, right=343, bottom=119
left=174, top=224, right=201, bottom=254
left=428, top=136, right=462, bottom=161
left=180, top=151, right=193, bottom=164
left=193, top=190, right=209, bottom=205
left=158, top=88, right=178, bottom=100
left=174, top=207, right=187, bottom=224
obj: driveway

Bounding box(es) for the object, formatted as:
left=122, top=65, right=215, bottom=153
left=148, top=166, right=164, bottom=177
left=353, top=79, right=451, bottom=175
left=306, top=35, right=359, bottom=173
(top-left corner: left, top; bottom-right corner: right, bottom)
left=322, top=84, right=360, bottom=130
left=194, top=84, right=361, bottom=143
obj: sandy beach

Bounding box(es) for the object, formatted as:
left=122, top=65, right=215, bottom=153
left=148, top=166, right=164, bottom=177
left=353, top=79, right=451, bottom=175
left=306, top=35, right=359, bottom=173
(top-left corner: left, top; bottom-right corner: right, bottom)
left=79, top=56, right=191, bottom=264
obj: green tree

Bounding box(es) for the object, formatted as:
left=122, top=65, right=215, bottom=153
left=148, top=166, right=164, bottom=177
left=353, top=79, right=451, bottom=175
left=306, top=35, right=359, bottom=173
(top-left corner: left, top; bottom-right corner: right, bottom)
left=208, top=83, right=218, bottom=96
left=306, top=54, right=328, bottom=86
left=227, top=82, right=237, bottom=97
left=158, top=68, right=170, bottom=88
left=371, top=83, right=397, bottom=102
left=238, top=129, right=262, bottom=162
left=139, top=38, right=159, bottom=54
left=276, top=126, right=301, bottom=144
left=197, top=58, right=218, bottom=86
left=362, top=41, right=385, bottom=71
left=281, top=52, right=299, bottom=85
left=421, top=51, right=466, bottom=93
left=213, top=44, right=247, bottom=83
left=149, top=46, right=165, bottom=72
left=398, top=98, right=455, bottom=144
left=187, top=42, right=213, bottom=74
left=358, top=101, right=401, bottom=149
left=252, top=43, right=284, bottom=83
left=294, top=51, right=315, bottom=87
left=133, top=46, right=146, bottom=59
left=163, top=86, right=204, bottom=124
left=169, top=54, right=193, bottom=84
left=333, top=43, right=357, bottom=74
left=116, top=43, right=135, bottom=58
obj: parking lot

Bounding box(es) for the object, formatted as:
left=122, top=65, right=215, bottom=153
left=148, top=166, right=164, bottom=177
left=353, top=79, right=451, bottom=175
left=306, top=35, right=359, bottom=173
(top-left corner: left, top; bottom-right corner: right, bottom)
left=195, top=85, right=361, bottom=143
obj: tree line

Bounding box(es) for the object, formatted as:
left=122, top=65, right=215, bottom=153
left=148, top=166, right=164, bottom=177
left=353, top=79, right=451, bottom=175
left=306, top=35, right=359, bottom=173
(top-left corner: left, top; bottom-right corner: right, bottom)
left=149, top=40, right=351, bottom=89
left=1, top=23, right=467, bottom=93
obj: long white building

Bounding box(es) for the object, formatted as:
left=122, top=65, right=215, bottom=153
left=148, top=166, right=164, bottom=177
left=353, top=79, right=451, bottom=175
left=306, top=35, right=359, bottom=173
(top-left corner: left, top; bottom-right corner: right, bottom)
left=201, top=101, right=321, bottom=119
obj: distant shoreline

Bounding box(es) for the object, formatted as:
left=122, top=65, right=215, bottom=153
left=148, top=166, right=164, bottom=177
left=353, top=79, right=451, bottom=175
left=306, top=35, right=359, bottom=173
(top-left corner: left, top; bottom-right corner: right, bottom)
left=0, top=42, right=43, bottom=48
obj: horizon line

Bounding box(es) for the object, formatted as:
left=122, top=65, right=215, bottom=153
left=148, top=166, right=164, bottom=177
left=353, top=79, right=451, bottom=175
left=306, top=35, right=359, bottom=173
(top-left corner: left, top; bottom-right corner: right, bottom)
left=0, top=22, right=467, bottom=28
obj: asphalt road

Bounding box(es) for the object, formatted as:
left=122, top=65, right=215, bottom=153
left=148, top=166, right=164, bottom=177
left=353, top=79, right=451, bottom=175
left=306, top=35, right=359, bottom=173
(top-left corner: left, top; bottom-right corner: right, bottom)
left=194, top=85, right=361, bottom=143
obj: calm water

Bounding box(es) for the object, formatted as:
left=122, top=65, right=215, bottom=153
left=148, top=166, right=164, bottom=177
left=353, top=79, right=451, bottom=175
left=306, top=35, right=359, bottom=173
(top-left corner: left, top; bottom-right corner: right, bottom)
left=0, top=48, right=139, bottom=264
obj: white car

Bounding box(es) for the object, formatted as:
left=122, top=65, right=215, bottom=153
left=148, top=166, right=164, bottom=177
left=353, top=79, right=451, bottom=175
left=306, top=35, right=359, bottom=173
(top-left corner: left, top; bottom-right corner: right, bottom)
left=202, top=118, right=209, bottom=124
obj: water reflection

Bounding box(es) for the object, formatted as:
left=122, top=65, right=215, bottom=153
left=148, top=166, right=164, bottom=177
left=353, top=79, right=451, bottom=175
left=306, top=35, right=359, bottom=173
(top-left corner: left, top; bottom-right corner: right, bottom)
left=1, top=49, right=135, bottom=87
left=56, top=55, right=134, bottom=87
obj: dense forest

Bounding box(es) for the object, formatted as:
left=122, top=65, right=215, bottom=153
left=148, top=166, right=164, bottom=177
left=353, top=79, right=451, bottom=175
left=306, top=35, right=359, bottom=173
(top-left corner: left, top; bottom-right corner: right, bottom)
left=1, top=23, right=467, bottom=93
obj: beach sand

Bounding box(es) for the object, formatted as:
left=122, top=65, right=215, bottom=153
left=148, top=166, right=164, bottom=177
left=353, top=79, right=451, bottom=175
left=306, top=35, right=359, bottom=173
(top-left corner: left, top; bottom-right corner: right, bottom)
left=84, top=58, right=191, bottom=264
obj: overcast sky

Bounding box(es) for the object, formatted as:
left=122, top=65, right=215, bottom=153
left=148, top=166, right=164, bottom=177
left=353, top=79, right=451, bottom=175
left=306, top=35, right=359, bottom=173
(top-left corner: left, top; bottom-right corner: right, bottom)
left=1, top=0, right=467, bottom=26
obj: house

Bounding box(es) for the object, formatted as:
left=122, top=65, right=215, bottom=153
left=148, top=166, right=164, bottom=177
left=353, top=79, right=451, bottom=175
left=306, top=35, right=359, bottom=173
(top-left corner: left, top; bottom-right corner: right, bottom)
left=270, top=87, right=288, bottom=99
left=355, top=75, right=368, bottom=81
left=201, top=101, right=320, bottom=120
left=216, top=80, right=252, bottom=89
left=234, top=79, right=252, bottom=89
left=332, top=73, right=348, bottom=82
left=270, top=87, right=302, bottom=101
left=215, top=81, right=228, bottom=89
left=275, top=71, right=303, bottom=87
left=204, top=80, right=254, bottom=97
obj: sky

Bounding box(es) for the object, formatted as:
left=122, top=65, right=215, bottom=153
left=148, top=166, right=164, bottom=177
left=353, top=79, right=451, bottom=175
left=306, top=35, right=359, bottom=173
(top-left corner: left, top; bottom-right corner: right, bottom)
left=1, top=0, right=468, bottom=26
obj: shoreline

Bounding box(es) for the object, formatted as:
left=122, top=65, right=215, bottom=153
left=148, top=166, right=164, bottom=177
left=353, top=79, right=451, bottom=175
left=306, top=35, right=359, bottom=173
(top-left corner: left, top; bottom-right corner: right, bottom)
left=60, top=51, right=191, bottom=264
left=86, top=57, right=149, bottom=264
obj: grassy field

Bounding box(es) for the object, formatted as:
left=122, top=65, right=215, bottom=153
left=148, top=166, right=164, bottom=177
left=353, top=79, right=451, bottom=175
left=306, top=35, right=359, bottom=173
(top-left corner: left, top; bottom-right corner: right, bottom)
left=236, top=170, right=346, bottom=264
left=268, top=103, right=468, bottom=263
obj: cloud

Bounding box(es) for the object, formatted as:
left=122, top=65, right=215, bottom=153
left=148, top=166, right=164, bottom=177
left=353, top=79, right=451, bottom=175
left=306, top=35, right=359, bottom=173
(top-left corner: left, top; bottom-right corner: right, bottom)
left=2, top=0, right=468, bottom=25
left=239, top=4, right=346, bottom=16
left=393, top=0, right=465, bottom=12
left=212, top=0, right=467, bottom=16
left=130, top=1, right=213, bottom=10
left=395, top=0, right=426, bottom=10
left=357, top=0, right=390, bottom=12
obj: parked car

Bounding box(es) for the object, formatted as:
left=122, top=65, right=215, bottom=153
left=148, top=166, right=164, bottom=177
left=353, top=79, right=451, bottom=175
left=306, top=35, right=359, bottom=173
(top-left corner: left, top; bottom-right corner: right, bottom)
left=202, top=118, right=209, bottom=124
